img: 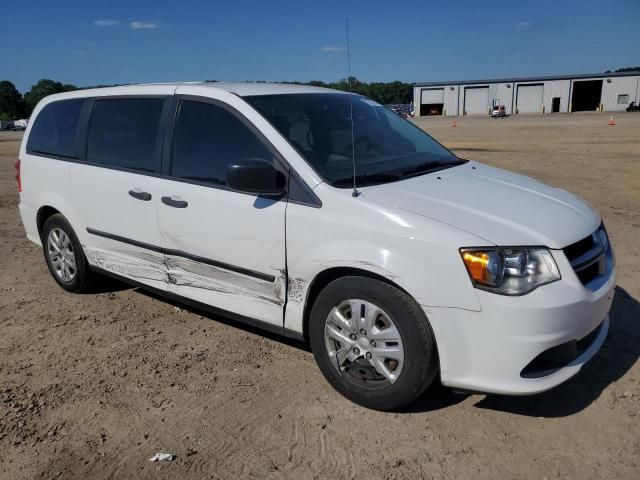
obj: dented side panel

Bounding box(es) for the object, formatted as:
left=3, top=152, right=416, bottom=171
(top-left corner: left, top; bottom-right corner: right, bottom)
left=160, top=252, right=286, bottom=325
left=165, top=256, right=285, bottom=306
left=85, top=247, right=169, bottom=290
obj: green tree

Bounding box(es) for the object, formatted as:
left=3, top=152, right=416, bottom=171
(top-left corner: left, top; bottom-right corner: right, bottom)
left=306, top=77, right=413, bottom=104
left=615, top=66, right=640, bottom=72
left=23, top=79, right=77, bottom=115
left=0, top=80, right=25, bottom=119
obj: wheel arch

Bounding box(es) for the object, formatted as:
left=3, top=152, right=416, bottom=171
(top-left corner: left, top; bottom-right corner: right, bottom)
left=36, top=205, right=61, bottom=239
left=301, top=266, right=414, bottom=343
left=33, top=189, right=86, bottom=246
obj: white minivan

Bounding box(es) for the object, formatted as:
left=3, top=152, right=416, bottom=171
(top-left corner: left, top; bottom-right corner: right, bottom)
left=17, top=83, right=615, bottom=410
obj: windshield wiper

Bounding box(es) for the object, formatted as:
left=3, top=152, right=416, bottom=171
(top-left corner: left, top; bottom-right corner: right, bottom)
left=332, top=172, right=402, bottom=188
left=399, top=159, right=465, bottom=179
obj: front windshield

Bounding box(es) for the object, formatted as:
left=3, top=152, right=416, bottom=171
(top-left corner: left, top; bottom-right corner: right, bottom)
left=245, top=93, right=464, bottom=187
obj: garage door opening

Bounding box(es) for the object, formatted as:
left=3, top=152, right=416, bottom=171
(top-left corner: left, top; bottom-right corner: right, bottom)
left=420, top=88, right=445, bottom=116
left=420, top=103, right=444, bottom=116
left=571, top=80, right=602, bottom=112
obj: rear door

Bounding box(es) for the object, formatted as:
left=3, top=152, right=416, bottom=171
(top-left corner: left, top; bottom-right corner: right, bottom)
left=155, top=87, right=287, bottom=327
left=70, top=88, right=173, bottom=290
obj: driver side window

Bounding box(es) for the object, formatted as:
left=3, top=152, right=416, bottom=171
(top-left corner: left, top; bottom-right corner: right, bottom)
left=171, top=100, right=273, bottom=185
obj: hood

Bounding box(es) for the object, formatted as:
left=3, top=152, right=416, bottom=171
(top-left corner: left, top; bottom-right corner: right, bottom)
left=361, top=162, right=600, bottom=249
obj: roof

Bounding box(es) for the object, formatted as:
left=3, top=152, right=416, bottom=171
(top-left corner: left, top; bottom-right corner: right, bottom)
left=414, top=71, right=640, bottom=87
left=47, top=81, right=344, bottom=100
left=203, top=82, right=342, bottom=96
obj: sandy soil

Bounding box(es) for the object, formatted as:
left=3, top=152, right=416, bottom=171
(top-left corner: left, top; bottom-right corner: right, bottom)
left=1, top=112, right=639, bottom=479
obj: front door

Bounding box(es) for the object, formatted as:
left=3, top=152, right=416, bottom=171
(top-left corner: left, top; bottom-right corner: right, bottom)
left=156, top=90, right=287, bottom=327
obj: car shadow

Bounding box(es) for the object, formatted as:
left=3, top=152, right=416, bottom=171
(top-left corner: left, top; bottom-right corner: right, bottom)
left=83, top=276, right=131, bottom=294
left=92, top=278, right=639, bottom=417
left=136, top=288, right=311, bottom=352
left=397, top=380, right=468, bottom=412
left=470, top=286, right=640, bottom=417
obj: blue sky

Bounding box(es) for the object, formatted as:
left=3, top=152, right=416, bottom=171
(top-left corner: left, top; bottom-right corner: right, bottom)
left=3, top=0, right=639, bottom=93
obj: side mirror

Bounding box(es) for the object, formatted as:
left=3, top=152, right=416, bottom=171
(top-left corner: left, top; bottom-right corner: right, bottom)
left=226, top=158, right=287, bottom=197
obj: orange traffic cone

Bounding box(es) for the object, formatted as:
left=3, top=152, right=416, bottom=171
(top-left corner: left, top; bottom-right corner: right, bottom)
left=451, top=120, right=457, bottom=128
left=608, top=115, right=616, bottom=126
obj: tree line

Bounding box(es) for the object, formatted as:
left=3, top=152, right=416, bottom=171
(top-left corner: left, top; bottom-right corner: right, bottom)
left=4, top=63, right=640, bottom=120
left=305, top=77, right=413, bottom=104
left=0, top=77, right=414, bottom=120
left=0, top=79, right=77, bottom=120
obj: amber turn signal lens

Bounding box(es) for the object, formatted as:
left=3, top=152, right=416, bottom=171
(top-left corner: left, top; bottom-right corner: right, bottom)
left=462, top=251, right=490, bottom=283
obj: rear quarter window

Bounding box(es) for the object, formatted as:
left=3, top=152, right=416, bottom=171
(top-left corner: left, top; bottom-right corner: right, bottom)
left=26, top=99, right=84, bottom=158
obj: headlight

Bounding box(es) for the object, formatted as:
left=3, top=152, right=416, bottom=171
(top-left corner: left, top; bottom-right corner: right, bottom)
left=460, top=248, right=560, bottom=295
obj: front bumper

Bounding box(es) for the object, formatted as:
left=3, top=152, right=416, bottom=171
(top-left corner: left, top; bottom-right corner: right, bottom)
left=425, top=249, right=616, bottom=395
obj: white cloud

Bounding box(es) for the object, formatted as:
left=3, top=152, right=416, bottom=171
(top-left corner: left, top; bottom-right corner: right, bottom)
left=321, top=45, right=346, bottom=53
left=130, top=21, right=160, bottom=30
left=515, top=21, right=532, bottom=32
left=93, top=19, right=121, bottom=27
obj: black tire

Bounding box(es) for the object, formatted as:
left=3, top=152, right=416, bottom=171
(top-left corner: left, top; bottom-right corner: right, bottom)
left=309, top=276, right=439, bottom=411
left=42, top=214, right=99, bottom=293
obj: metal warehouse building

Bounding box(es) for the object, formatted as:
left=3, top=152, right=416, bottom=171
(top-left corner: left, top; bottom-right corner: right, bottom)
left=413, top=72, right=640, bottom=117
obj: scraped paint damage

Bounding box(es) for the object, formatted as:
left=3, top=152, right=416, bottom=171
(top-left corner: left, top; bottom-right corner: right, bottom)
left=85, top=247, right=167, bottom=282
left=84, top=247, right=285, bottom=306
left=287, top=277, right=306, bottom=303
left=166, top=256, right=284, bottom=306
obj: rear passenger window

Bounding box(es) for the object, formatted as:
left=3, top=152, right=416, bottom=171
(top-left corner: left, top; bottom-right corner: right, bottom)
left=27, top=99, right=84, bottom=158
left=87, top=98, right=164, bottom=172
left=171, top=100, right=273, bottom=185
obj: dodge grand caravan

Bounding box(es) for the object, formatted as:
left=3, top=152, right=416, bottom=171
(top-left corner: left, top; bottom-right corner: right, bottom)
left=17, top=83, right=615, bottom=410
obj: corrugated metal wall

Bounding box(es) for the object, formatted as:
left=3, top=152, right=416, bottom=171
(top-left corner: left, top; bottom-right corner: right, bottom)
left=601, top=76, right=640, bottom=111
left=413, top=75, right=640, bottom=117
left=444, top=86, right=459, bottom=116
left=489, top=83, right=514, bottom=114
left=543, top=80, right=570, bottom=113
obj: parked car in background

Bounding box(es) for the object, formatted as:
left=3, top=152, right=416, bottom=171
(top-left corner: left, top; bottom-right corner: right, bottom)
left=386, top=103, right=413, bottom=118
left=17, top=83, right=615, bottom=410
left=491, top=105, right=507, bottom=118
left=627, top=101, right=640, bottom=112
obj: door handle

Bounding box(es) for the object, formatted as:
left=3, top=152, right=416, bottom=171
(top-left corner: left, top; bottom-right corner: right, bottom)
left=129, top=189, right=152, bottom=201
left=161, top=196, right=188, bottom=208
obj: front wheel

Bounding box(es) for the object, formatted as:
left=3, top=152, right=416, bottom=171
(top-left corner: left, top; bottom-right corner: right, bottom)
left=309, top=276, right=439, bottom=410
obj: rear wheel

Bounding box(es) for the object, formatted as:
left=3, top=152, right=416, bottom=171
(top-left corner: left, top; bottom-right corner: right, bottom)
left=309, top=276, right=439, bottom=410
left=42, top=214, right=99, bottom=293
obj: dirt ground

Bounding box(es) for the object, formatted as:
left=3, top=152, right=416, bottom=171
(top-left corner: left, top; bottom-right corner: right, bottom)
left=1, top=112, right=639, bottom=480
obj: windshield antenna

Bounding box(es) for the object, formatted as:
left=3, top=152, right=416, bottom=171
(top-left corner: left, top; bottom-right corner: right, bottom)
left=346, top=18, right=358, bottom=198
